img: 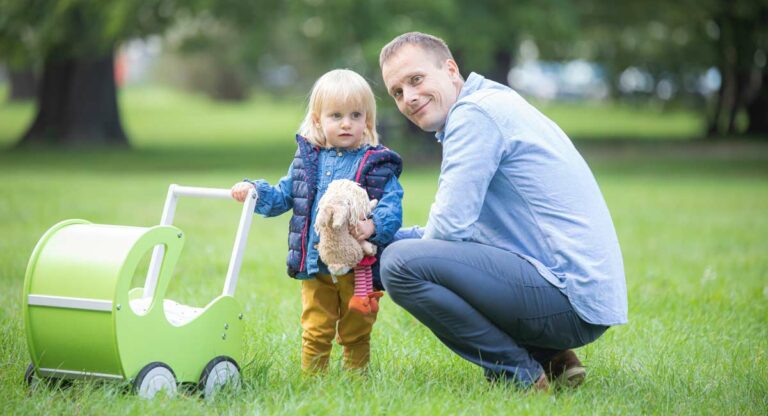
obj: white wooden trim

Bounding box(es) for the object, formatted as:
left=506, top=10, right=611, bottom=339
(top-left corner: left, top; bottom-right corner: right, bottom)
left=223, top=187, right=256, bottom=297
left=172, top=185, right=232, bottom=199
left=143, top=184, right=255, bottom=301
left=27, top=294, right=113, bottom=312
left=38, top=367, right=123, bottom=380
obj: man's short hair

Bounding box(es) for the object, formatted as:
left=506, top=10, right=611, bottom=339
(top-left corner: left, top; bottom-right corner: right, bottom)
left=379, top=32, right=454, bottom=68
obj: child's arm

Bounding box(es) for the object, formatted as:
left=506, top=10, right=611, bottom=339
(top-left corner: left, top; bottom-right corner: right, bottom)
left=232, top=163, right=295, bottom=217
left=366, top=176, right=404, bottom=246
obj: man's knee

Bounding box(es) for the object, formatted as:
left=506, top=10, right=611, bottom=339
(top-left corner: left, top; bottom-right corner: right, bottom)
left=380, top=239, right=423, bottom=292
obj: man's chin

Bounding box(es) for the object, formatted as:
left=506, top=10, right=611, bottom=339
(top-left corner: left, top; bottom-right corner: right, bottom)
left=418, top=122, right=439, bottom=133
left=409, top=118, right=437, bottom=132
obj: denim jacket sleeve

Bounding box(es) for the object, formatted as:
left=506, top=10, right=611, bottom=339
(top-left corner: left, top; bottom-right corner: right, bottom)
left=369, top=175, right=404, bottom=246
left=246, top=162, right=295, bottom=217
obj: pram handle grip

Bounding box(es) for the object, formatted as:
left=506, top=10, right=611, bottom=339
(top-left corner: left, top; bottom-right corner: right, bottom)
left=143, top=184, right=257, bottom=301
left=171, top=185, right=233, bottom=199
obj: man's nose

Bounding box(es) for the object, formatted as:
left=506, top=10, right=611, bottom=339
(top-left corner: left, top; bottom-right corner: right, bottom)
left=403, top=86, right=418, bottom=104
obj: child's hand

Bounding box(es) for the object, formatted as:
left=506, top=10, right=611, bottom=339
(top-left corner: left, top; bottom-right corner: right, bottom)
left=231, top=182, right=256, bottom=203
left=351, top=218, right=375, bottom=241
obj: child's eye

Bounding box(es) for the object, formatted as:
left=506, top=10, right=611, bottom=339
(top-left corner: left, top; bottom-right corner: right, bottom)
left=331, top=112, right=342, bottom=119
left=351, top=112, right=362, bottom=119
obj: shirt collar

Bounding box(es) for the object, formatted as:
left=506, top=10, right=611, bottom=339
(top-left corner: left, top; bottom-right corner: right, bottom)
left=324, top=144, right=369, bottom=154
left=434, top=72, right=485, bottom=143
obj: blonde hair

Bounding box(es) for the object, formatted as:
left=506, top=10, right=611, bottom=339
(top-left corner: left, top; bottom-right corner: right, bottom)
left=298, top=69, right=379, bottom=148
left=379, top=32, right=455, bottom=69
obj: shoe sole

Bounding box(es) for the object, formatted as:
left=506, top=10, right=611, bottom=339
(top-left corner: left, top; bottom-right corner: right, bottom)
left=558, top=366, right=586, bottom=388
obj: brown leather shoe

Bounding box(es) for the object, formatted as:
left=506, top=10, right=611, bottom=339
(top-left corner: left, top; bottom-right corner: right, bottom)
left=545, top=349, right=586, bottom=388
left=530, top=372, right=550, bottom=392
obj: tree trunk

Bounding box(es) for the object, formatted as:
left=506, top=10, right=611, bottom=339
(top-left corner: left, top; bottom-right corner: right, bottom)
left=706, top=77, right=724, bottom=137
left=19, top=51, right=128, bottom=147
left=8, top=68, right=37, bottom=101
left=487, top=49, right=513, bottom=86
left=746, top=70, right=768, bottom=136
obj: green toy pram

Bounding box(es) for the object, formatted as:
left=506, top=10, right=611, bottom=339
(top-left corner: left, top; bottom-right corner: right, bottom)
left=22, top=184, right=257, bottom=399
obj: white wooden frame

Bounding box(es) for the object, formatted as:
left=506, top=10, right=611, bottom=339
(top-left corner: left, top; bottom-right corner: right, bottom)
left=142, top=184, right=256, bottom=301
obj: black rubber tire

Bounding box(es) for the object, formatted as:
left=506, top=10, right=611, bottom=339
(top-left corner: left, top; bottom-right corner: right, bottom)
left=24, top=363, right=36, bottom=386
left=132, top=362, right=177, bottom=398
left=198, top=356, right=241, bottom=398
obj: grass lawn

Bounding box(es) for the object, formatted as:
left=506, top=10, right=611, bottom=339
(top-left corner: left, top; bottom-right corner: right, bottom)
left=0, top=85, right=766, bottom=414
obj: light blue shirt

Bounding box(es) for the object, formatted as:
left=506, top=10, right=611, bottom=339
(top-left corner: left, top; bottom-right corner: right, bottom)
left=400, top=73, right=627, bottom=326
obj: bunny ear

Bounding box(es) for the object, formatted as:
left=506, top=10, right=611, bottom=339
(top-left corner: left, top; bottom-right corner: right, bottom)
left=315, top=204, right=333, bottom=229
left=331, top=204, right=347, bottom=230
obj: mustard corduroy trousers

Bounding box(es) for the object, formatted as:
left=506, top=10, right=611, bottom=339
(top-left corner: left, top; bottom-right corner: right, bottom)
left=300, top=272, right=377, bottom=371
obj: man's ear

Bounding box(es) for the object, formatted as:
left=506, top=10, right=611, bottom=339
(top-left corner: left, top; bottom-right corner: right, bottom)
left=445, top=59, right=461, bottom=81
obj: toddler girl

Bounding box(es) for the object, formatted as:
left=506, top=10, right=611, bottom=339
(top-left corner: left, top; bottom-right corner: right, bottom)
left=231, top=69, right=403, bottom=372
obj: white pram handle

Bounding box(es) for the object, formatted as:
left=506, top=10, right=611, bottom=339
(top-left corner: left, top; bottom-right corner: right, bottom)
left=143, top=184, right=257, bottom=301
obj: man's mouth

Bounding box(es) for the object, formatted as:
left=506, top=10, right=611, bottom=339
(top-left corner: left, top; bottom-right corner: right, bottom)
left=411, top=99, right=431, bottom=117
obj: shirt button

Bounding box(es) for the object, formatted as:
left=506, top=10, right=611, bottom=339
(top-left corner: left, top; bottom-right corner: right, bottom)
left=313, top=244, right=318, bottom=249
left=325, top=171, right=331, bottom=176
left=337, top=152, right=342, bottom=157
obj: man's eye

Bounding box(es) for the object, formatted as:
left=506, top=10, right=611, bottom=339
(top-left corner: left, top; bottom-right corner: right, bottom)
left=393, top=90, right=402, bottom=98
left=412, top=75, right=422, bottom=84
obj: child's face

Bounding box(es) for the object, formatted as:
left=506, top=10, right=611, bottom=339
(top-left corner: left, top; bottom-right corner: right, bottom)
left=316, top=103, right=367, bottom=149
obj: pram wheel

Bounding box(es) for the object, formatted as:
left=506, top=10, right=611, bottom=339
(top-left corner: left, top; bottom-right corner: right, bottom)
left=133, top=362, right=177, bottom=399
left=24, top=363, right=40, bottom=388
left=198, top=356, right=241, bottom=399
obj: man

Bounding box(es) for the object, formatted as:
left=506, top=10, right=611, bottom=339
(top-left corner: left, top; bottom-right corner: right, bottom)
left=378, top=32, right=628, bottom=390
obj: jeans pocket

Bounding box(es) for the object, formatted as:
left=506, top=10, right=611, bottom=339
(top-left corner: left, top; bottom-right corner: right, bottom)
left=522, top=314, right=582, bottom=349
left=516, top=316, right=547, bottom=345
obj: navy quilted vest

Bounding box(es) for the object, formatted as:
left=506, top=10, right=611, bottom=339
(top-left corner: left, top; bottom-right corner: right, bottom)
left=287, top=135, right=402, bottom=279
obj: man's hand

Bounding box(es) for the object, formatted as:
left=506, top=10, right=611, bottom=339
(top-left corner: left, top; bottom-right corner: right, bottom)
left=351, top=218, right=375, bottom=241
left=231, top=182, right=256, bottom=203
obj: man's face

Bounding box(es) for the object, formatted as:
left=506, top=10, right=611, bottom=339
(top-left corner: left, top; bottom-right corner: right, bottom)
left=382, top=44, right=463, bottom=132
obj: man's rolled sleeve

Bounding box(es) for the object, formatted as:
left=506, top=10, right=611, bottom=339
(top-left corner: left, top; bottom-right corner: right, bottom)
left=424, top=103, right=505, bottom=241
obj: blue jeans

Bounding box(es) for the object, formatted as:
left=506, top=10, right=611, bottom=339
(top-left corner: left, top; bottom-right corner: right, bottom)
left=380, top=239, right=608, bottom=387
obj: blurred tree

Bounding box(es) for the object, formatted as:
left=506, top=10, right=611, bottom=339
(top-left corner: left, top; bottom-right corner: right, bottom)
left=7, top=68, right=37, bottom=101
left=0, top=0, right=40, bottom=101
left=252, top=0, right=577, bottom=147
left=576, top=0, right=768, bottom=137
left=442, top=0, right=579, bottom=84
left=711, top=0, right=768, bottom=136
left=0, top=0, right=181, bottom=146
left=157, top=0, right=279, bottom=101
